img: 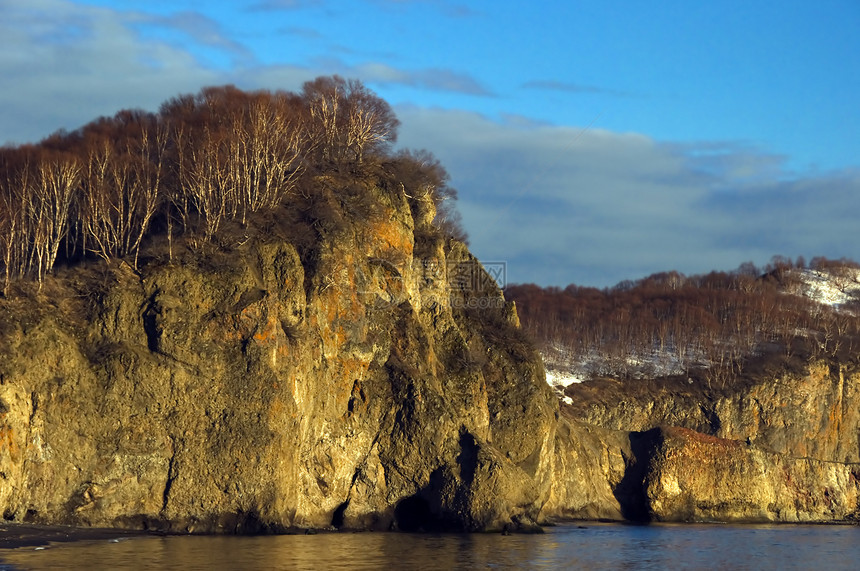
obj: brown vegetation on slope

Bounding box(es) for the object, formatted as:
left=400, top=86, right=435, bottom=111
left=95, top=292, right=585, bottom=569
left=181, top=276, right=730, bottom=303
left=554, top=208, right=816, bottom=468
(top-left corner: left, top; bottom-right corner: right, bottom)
left=506, top=256, right=860, bottom=388
left=0, top=76, right=465, bottom=293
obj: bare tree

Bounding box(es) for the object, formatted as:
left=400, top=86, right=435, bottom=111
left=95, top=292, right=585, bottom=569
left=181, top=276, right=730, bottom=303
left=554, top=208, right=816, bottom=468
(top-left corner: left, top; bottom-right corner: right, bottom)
left=343, top=79, right=399, bottom=162
left=302, top=76, right=399, bottom=165
left=0, top=148, right=32, bottom=293
left=28, top=150, right=81, bottom=284
left=78, top=112, right=167, bottom=267
left=228, top=91, right=305, bottom=221
left=0, top=147, right=81, bottom=287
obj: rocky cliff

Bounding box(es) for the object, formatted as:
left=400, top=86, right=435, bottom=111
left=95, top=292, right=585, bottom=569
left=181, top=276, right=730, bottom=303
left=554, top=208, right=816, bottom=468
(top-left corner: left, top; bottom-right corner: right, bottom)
left=2, top=172, right=859, bottom=532
left=4, top=79, right=860, bottom=533
left=549, top=359, right=860, bottom=523
left=0, top=176, right=558, bottom=533
left=565, top=361, right=860, bottom=464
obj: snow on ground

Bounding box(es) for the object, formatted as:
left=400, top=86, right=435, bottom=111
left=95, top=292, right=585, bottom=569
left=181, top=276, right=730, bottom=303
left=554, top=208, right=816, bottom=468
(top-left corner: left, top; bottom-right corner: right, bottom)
left=543, top=367, right=584, bottom=406
left=545, top=368, right=586, bottom=387
left=797, top=268, right=860, bottom=307
left=541, top=348, right=690, bottom=404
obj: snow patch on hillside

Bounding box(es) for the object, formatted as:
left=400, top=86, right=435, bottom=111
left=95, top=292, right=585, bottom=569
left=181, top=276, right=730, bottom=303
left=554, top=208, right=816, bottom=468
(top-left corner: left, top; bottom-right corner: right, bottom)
left=545, top=368, right=586, bottom=387
left=797, top=268, right=860, bottom=307
left=542, top=344, right=587, bottom=401
left=542, top=347, right=695, bottom=403
left=544, top=370, right=577, bottom=405
left=540, top=265, right=860, bottom=401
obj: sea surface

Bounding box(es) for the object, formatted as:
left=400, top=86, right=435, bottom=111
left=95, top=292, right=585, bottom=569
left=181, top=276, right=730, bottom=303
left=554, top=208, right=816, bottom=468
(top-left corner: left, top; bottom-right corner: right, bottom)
left=1, top=522, right=858, bottom=570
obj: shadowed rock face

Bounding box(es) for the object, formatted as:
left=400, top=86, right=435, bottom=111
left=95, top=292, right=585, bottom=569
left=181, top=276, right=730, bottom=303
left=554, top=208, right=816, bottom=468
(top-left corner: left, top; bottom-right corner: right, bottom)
left=0, top=179, right=557, bottom=533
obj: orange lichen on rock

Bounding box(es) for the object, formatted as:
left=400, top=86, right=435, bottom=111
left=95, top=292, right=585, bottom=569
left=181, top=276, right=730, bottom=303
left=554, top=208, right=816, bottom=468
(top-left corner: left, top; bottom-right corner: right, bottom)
left=0, top=425, right=19, bottom=463
left=253, top=316, right=279, bottom=342
left=368, top=218, right=413, bottom=258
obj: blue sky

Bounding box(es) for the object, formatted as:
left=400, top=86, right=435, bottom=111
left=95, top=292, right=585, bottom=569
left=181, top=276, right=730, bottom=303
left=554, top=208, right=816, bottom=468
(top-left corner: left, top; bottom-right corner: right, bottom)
left=2, top=0, right=859, bottom=287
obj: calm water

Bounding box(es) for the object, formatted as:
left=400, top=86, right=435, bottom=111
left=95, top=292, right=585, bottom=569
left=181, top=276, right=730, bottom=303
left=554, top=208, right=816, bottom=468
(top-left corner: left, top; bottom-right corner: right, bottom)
left=2, top=522, right=859, bottom=570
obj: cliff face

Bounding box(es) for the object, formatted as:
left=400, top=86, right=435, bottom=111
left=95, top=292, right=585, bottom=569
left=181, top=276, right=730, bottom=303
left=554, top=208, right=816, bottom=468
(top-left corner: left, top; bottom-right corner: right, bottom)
left=553, top=360, right=860, bottom=523
left=0, top=180, right=557, bottom=533
left=2, top=173, right=859, bottom=531
left=644, top=426, right=860, bottom=522
left=566, top=362, right=860, bottom=464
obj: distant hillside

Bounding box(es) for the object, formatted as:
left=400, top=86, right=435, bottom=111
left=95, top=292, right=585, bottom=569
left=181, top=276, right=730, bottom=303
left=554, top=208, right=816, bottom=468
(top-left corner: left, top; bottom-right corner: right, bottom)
left=527, top=260, right=860, bottom=525
left=506, top=256, right=860, bottom=394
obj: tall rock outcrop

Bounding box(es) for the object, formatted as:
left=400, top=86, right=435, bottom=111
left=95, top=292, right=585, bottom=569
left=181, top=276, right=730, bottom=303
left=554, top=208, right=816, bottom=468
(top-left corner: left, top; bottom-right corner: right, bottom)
left=551, top=360, right=860, bottom=523
left=0, top=178, right=556, bottom=533
left=566, top=362, right=860, bottom=464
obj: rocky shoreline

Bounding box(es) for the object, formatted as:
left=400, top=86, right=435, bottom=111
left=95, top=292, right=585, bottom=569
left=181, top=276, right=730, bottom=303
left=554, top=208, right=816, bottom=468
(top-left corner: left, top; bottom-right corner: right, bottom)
left=0, top=522, right=160, bottom=550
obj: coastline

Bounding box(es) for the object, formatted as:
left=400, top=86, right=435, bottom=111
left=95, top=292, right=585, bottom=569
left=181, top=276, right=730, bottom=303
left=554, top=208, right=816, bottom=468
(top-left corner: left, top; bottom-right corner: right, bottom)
left=0, top=522, right=160, bottom=550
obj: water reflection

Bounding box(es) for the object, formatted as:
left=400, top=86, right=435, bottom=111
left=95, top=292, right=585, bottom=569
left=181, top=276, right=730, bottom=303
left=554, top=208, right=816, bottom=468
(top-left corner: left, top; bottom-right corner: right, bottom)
left=2, top=523, right=859, bottom=570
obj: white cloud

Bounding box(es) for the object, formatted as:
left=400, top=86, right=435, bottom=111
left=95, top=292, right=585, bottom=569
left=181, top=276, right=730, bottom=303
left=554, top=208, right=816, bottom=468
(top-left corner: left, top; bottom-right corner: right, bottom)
left=140, top=10, right=254, bottom=64
left=305, top=59, right=491, bottom=95
left=395, top=106, right=860, bottom=287
left=0, top=0, right=490, bottom=144
left=0, top=0, right=221, bottom=144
